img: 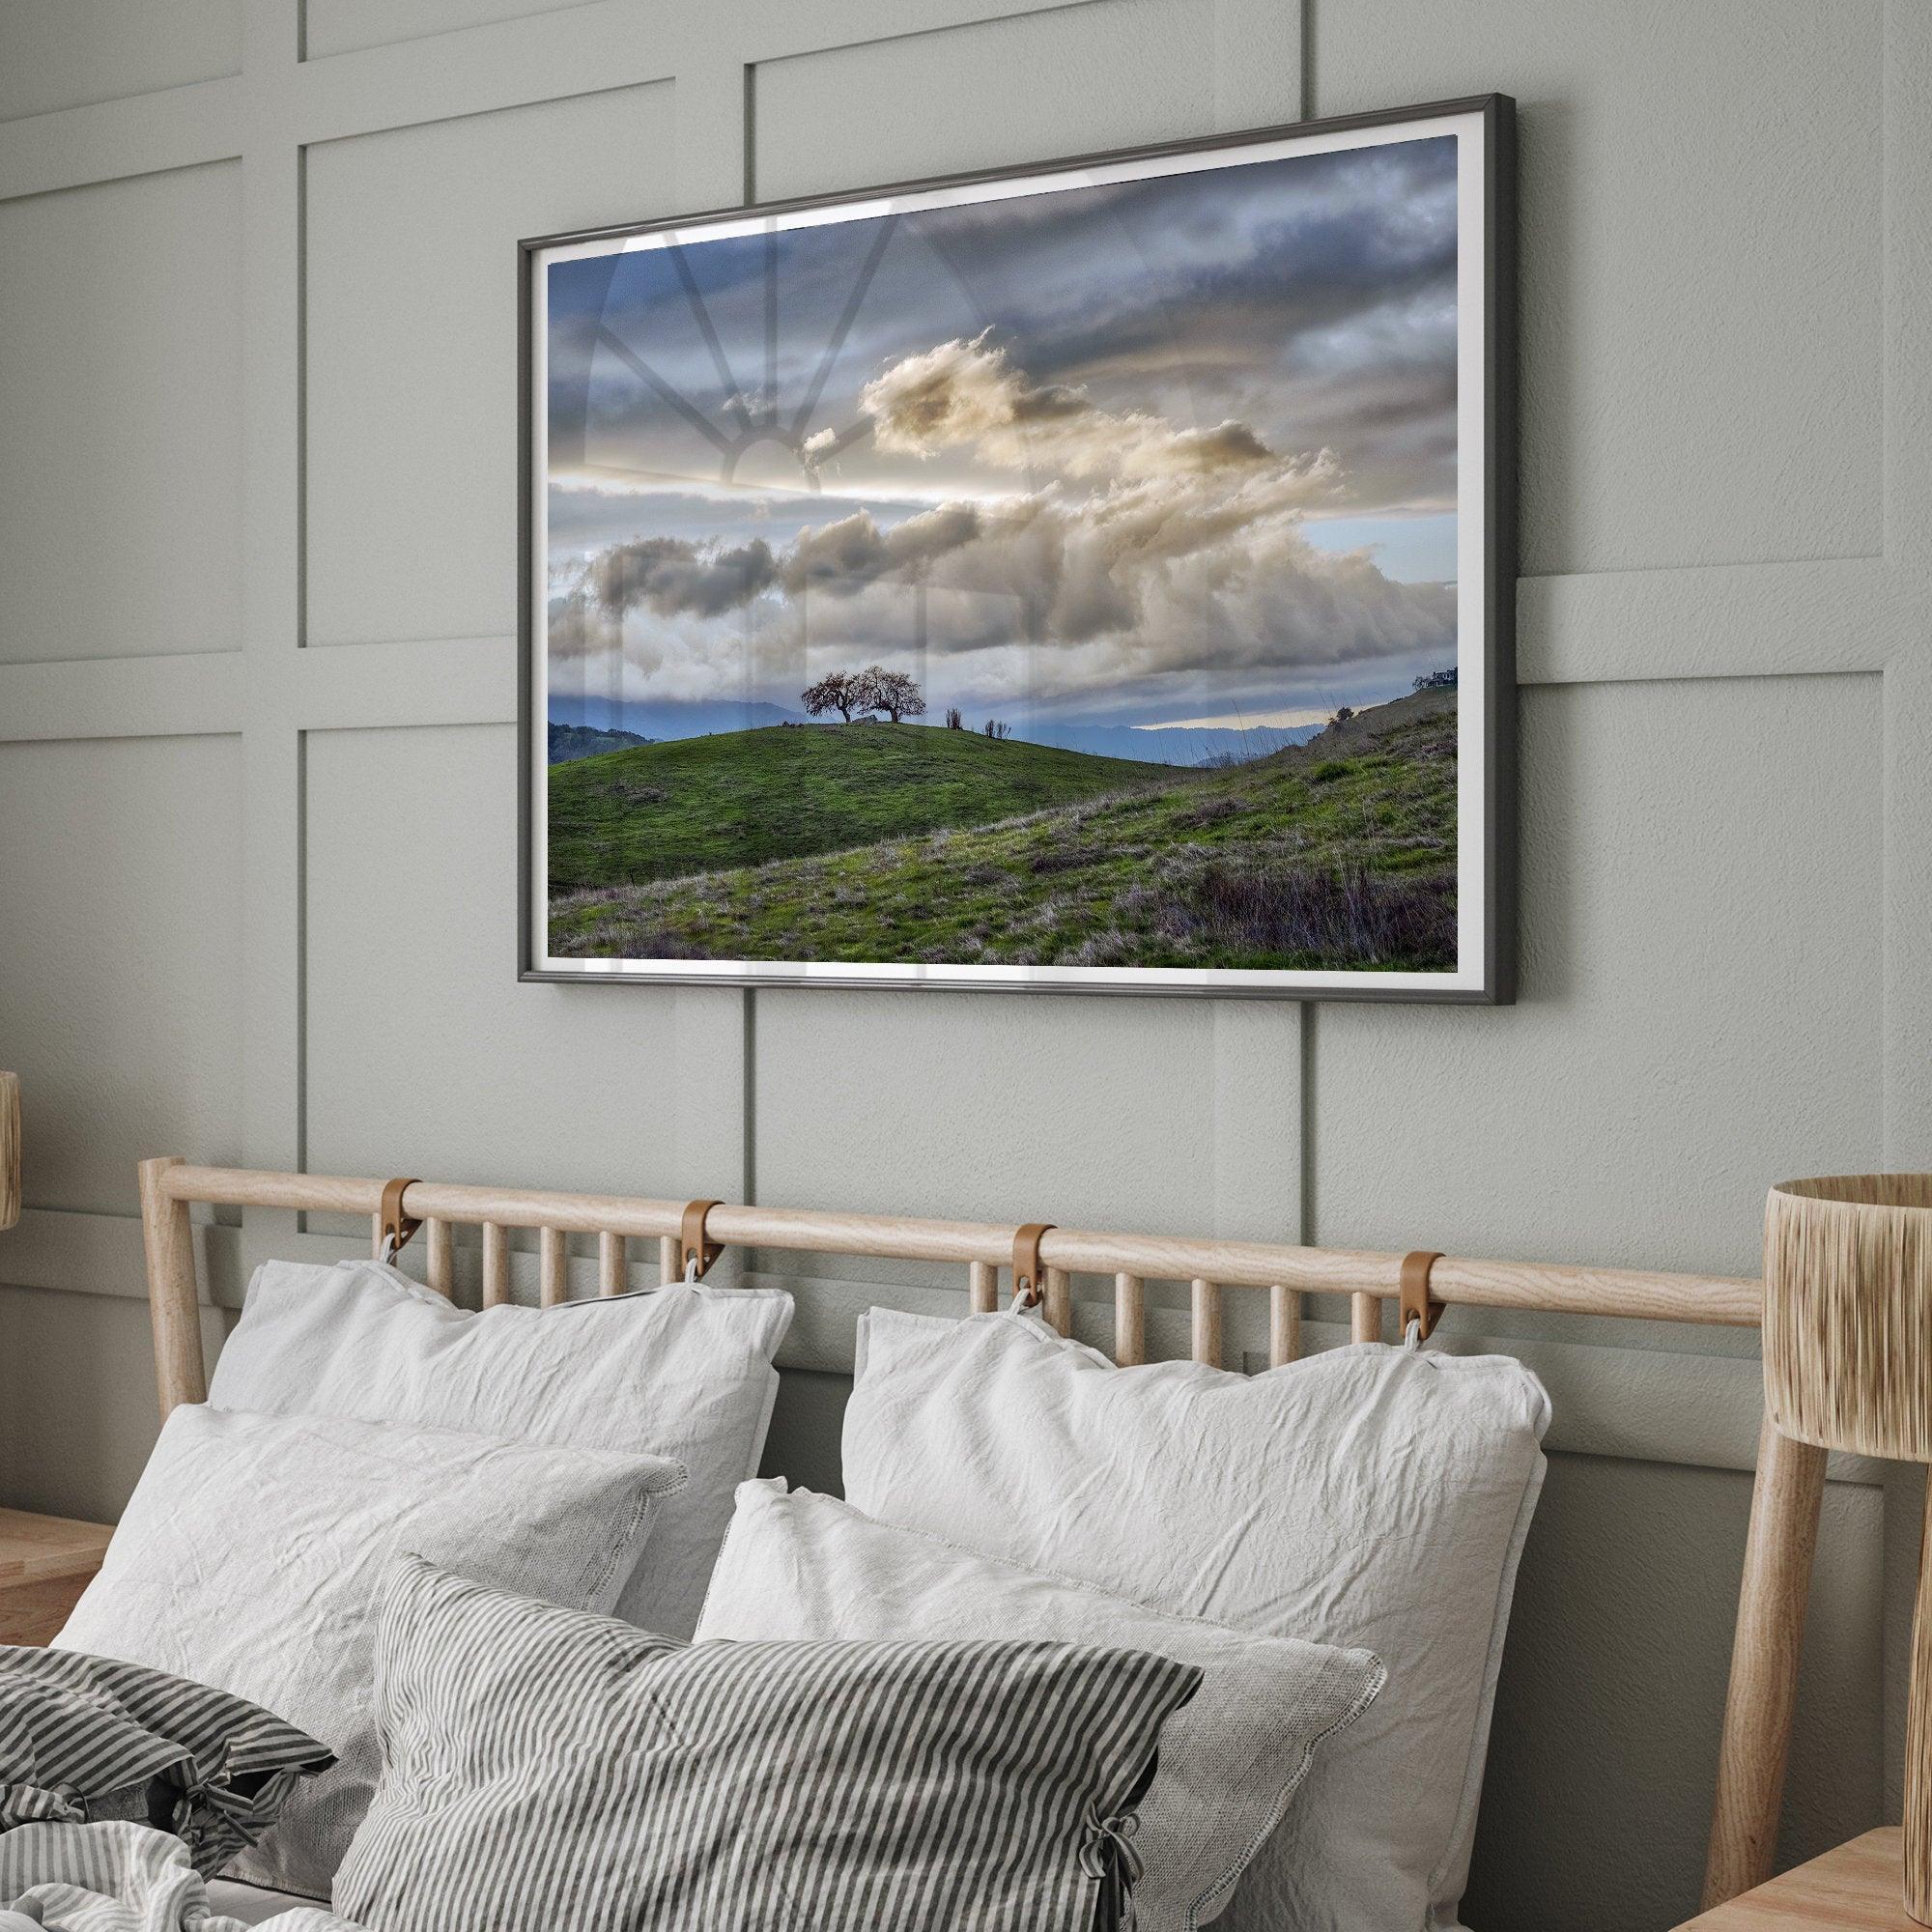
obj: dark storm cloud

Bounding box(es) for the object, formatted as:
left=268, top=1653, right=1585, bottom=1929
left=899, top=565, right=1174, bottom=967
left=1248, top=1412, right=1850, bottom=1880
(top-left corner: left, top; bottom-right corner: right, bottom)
left=588, top=535, right=780, bottom=620
left=546, top=134, right=1460, bottom=512
left=781, top=503, right=982, bottom=596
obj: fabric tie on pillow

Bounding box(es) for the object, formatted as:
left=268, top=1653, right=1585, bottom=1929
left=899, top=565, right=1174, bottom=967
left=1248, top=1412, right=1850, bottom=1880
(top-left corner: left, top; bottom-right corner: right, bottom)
left=1077, top=1804, right=1145, bottom=1932
left=0, top=1648, right=335, bottom=1880
left=0, top=1787, right=82, bottom=1829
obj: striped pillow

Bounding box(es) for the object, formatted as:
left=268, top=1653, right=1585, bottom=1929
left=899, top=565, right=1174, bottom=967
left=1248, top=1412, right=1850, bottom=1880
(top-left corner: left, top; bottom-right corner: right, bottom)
left=0, top=1647, right=333, bottom=1877
left=337, top=1555, right=1202, bottom=1932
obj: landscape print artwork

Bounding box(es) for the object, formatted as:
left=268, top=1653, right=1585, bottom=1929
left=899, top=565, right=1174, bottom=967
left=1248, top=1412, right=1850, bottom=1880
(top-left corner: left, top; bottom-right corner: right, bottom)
left=526, top=102, right=1508, bottom=996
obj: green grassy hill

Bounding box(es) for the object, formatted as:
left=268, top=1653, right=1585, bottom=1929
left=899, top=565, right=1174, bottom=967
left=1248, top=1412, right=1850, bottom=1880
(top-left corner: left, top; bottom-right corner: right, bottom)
left=550, top=692, right=1459, bottom=974
left=547, top=723, right=1169, bottom=889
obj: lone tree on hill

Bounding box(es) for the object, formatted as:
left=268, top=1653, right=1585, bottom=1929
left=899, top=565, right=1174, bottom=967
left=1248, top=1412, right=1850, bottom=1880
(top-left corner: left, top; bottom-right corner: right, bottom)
left=801, top=666, right=926, bottom=724
left=867, top=668, right=924, bottom=724
left=802, top=669, right=863, bottom=723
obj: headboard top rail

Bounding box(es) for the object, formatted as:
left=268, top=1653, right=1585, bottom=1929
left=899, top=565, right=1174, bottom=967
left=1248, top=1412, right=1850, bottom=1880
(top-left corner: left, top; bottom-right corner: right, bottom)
left=147, top=1159, right=1760, bottom=1326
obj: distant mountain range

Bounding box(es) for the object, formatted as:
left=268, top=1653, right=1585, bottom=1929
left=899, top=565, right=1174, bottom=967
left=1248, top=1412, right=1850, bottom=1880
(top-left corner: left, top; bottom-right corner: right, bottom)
left=549, top=722, right=654, bottom=764
left=548, top=699, right=1324, bottom=768
left=552, top=697, right=805, bottom=740
left=1024, top=721, right=1324, bottom=766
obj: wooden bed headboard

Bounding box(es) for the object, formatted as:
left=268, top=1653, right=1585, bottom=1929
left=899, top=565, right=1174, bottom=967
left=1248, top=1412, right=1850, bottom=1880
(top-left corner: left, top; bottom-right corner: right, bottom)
left=135, top=1153, right=1815, bottom=1912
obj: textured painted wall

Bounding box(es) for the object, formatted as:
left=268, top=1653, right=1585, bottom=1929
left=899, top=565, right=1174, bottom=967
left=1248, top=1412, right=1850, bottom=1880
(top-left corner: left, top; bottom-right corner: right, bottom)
left=1, top=4, right=1926, bottom=1926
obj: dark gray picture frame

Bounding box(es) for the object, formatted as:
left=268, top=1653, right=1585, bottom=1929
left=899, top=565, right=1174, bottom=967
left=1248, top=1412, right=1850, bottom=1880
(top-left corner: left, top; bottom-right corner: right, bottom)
left=520, top=94, right=1515, bottom=1002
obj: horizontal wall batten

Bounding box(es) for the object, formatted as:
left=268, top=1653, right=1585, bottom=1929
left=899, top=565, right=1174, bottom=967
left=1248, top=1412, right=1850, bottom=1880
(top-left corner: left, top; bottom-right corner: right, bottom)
left=1518, top=556, right=1904, bottom=686
left=0, top=652, right=245, bottom=743
left=0, top=75, right=242, bottom=204
left=291, top=0, right=1068, bottom=150
left=0, top=1207, right=241, bottom=1307
left=294, top=16, right=674, bottom=150
left=294, top=636, right=517, bottom=731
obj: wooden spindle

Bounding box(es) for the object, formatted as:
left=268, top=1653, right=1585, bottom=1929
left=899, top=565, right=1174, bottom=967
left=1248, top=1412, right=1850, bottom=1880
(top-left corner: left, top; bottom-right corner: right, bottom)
left=968, top=1261, right=997, bottom=1315
left=539, top=1227, right=568, bottom=1307
left=426, top=1217, right=454, bottom=1297
left=1351, top=1291, right=1382, bottom=1344
left=599, top=1231, right=626, bottom=1297
left=659, top=1235, right=680, bottom=1285
left=1114, top=1274, right=1145, bottom=1366
left=1044, top=1266, right=1072, bottom=1337
left=1191, top=1278, right=1222, bottom=1368
left=369, top=1211, right=384, bottom=1259
left=481, top=1222, right=511, bottom=1308
left=1270, top=1283, right=1300, bottom=1366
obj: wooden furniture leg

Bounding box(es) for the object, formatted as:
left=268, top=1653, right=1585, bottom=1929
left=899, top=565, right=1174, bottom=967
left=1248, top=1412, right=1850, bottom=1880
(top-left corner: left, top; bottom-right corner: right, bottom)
left=1906, top=1481, right=1932, bottom=1921
left=138, top=1154, right=205, bottom=1417
left=1703, top=1416, right=1830, bottom=1908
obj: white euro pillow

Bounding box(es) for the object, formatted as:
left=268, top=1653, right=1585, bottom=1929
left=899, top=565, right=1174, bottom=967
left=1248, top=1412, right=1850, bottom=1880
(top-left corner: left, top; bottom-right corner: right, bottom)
left=207, top=1256, right=792, bottom=1639
left=840, top=1308, right=1550, bottom=1932
left=56, top=1405, right=683, bottom=1903
left=696, top=1478, right=1385, bottom=1932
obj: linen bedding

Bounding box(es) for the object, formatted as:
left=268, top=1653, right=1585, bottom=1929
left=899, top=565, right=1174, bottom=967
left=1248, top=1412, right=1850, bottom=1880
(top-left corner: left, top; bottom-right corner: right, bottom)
left=0, top=1824, right=363, bottom=1931
left=208, top=1257, right=793, bottom=1640
left=843, top=1307, right=1552, bottom=1932
left=55, top=1406, right=684, bottom=1901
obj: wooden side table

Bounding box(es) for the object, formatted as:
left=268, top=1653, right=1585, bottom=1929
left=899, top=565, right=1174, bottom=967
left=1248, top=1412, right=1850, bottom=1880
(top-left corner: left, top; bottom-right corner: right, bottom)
left=0, top=1507, right=112, bottom=1646
left=1676, top=1829, right=1915, bottom=1929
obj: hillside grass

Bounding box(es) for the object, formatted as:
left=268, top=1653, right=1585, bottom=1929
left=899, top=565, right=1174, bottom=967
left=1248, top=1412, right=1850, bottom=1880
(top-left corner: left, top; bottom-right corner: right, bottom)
left=550, top=693, right=1459, bottom=974
left=547, top=723, right=1167, bottom=890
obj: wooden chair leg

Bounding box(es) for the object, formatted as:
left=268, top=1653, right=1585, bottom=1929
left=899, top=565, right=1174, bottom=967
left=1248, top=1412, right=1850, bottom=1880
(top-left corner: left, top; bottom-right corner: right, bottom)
left=1703, top=1415, right=1829, bottom=1907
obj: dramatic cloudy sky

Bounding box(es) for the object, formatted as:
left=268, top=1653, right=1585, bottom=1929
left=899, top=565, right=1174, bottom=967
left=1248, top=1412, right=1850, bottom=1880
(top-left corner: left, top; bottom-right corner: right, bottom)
left=544, top=132, right=1459, bottom=736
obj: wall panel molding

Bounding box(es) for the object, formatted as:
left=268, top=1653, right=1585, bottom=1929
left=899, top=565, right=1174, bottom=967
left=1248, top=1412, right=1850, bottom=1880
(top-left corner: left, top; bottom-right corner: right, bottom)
left=0, top=654, right=244, bottom=743
left=0, top=75, right=242, bottom=203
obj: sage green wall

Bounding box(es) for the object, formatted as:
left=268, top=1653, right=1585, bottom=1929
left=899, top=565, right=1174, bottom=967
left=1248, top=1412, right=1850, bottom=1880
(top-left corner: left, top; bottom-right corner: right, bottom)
left=1, top=4, right=1927, bottom=1927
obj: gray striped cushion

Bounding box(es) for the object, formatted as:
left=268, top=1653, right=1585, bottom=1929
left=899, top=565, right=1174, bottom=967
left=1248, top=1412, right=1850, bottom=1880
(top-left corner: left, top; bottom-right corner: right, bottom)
left=0, top=1647, right=333, bottom=1877
left=336, top=1555, right=1202, bottom=1932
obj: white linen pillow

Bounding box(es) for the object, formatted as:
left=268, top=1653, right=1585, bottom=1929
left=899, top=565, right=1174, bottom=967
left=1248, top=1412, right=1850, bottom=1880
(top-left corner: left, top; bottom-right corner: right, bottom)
left=841, top=1308, right=1550, bottom=1932
left=696, top=1478, right=1385, bottom=1932
left=207, top=1256, right=792, bottom=1639
left=55, top=1404, right=683, bottom=1903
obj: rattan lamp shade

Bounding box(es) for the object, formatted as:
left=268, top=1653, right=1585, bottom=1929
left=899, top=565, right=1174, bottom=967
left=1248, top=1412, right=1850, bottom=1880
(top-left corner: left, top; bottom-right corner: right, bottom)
left=1763, top=1174, right=1932, bottom=1922
left=0, top=1074, right=17, bottom=1232
left=1764, top=1175, right=1932, bottom=1459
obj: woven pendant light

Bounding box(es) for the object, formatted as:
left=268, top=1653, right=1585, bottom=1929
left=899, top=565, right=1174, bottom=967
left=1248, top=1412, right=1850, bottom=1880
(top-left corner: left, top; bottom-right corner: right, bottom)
left=1764, top=1175, right=1932, bottom=1920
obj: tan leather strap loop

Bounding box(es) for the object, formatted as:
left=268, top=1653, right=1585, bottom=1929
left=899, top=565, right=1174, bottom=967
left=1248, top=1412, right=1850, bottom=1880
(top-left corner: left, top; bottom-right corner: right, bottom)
left=379, top=1178, right=422, bottom=1260
left=681, top=1199, right=724, bottom=1280
left=1011, top=1223, right=1055, bottom=1311
left=1400, top=1249, right=1444, bottom=1343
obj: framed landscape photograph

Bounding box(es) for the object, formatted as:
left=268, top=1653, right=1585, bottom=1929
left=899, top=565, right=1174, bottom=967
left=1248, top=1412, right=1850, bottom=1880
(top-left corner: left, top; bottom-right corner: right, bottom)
left=521, top=95, right=1514, bottom=1000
